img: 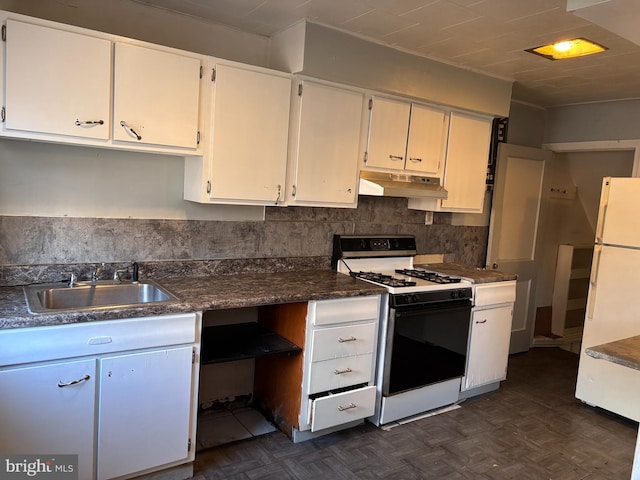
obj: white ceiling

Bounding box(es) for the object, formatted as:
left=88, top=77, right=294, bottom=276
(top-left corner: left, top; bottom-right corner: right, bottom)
left=131, top=0, right=640, bottom=108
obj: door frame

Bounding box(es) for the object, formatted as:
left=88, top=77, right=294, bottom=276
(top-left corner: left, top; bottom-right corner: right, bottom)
left=544, top=140, right=640, bottom=178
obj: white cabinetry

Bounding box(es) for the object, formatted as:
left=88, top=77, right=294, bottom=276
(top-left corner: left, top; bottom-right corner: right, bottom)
left=4, top=19, right=111, bottom=140
left=184, top=62, right=291, bottom=205
left=462, top=281, right=516, bottom=394
left=0, top=359, right=97, bottom=480
left=298, top=295, right=380, bottom=437
left=97, top=346, right=194, bottom=480
left=1, top=14, right=203, bottom=155
left=409, top=111, right=492, bottom=213
left=365, top=96, right=448, bottom=177
left=113, top=43, right=201, bottom=149
left=286, top=80, right=365, bottom=208
left=0, top=313, right=200, bottom=480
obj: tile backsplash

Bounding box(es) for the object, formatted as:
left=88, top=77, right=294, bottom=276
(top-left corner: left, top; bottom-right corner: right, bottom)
left=0, top=196, right=488, bottom=285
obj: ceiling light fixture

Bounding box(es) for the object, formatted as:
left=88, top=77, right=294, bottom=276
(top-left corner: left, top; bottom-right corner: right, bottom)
left=525, top=38, right=607, bottom=60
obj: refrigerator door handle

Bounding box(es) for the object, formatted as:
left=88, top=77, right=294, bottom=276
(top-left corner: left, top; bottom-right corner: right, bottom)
left=595, top=205, right=607, bottom=244
left=586, top=245, right=602, bottom=319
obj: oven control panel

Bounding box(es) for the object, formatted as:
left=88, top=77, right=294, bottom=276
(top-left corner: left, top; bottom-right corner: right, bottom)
left=390, top=287, right=473, bottom=307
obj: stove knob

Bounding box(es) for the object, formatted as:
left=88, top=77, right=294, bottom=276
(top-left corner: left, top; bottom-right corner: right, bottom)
left=450, top=291, right=457, bottom=299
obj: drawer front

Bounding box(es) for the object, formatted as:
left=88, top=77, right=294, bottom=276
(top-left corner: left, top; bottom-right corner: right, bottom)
left=310, top=322, right=376, bottom=362
left=0, top=313, right=198, bottom=367
left=310, top=295, right=380, bottom=326
left=310, top=385, right=376, bottom=432
left=307, top=354, right=373, bottom=394
left=474, top=281, right=516, bottom=307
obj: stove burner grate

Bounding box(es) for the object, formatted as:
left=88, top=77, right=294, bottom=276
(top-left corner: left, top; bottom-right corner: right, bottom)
left=395, top=269, right=462, bottom=284
left=350, top=271, right=417, bottom=287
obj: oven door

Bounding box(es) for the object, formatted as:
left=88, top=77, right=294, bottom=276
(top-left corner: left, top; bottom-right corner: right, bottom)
left=383, top=299, right=471, bottom=396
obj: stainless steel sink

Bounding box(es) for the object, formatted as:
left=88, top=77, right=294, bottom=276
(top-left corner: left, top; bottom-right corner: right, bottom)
left=23, top=280, right=180, bottom=314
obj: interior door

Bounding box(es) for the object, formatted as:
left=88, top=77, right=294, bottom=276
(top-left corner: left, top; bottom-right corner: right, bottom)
left=486, top=144, right=551, bottom=353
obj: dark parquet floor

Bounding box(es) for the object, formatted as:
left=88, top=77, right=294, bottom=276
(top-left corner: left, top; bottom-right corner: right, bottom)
left=193, top=347, right=637, bottom=479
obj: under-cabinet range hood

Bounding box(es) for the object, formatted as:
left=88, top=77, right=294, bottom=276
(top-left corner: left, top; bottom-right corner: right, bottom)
left=358, top=171, right=448, bottom=199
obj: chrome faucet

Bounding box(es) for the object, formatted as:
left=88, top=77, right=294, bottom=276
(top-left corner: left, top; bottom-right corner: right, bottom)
left=91, top=263, right=106, bottom=282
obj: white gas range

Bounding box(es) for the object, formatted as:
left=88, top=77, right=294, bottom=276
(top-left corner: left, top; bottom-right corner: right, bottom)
left=333, top=235, right=474, bottom=425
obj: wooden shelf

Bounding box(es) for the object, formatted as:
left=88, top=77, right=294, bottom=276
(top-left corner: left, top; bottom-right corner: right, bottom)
left=201, top=322, right=301, bottom=365
left=552, top=244, right=593, bottom=337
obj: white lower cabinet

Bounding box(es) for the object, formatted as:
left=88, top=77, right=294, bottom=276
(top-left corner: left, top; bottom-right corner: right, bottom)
left=299, top=296, right=381, bottom=434
left=0, top=313, right=200, bottom=480
left=462, top=281, right=516, bottom=392
left=97, top=346, right=194, bottom=480
left=0, top=359, right=97, bottom=480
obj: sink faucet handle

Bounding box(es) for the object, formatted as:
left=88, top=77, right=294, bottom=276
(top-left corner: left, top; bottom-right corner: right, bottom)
left=113, top=268, right=129, bottom=282
left=92, top=262, right=107, bottom=282
left=62, top=272, right=77, bottom=287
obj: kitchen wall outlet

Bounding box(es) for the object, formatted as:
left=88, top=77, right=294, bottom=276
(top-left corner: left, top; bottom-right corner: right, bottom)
left=424, top=211, right=434, bottom=225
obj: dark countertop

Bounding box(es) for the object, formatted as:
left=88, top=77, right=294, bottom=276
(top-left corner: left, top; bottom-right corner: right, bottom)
left=415, top=262, right=517, bottom=284
left=0, top=270, right=385, bottom=330
left=585, top=336, right=640, bottom=371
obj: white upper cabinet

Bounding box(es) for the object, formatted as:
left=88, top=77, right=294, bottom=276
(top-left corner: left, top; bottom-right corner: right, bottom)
left=439, top=112, right=492, bottom=212
left=1, top=14, right=203, bottom=155
left=365, top=97, right=411, bottom=170
left=405, top=104, right=448, bottom=176
left=287, top=80, right=365, bottom=208
left=408, top=111, right=492, bottom=213
left=4, top=19, right=111, bottom=140
left=184, top=62, right=291, bottom=205
left=113, top=43, right=201, bottom=149
left=364, top=96, right=447, bottom=177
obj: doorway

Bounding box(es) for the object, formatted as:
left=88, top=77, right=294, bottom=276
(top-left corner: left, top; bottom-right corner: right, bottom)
left=532, top=149, right=635, bottom=349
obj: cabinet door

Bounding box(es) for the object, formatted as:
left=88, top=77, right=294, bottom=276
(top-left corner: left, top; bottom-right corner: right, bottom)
left=464, top=305, right=512, bottom=390
left=113, top=43, right=200, bottom=149
left=405, top=104, right=448, bottom=176
left=0, top=359, right=97, bottom=480
left=290, top=81, right=364, bottom=207
left=5, top=20, right=111, bottom=140
left=208, top=64, right=290, bottom=204
left=365, top=97, right=410, bottom=170
left=440, top=112, right=492, bottom=212
left=97, top=346, right=194, bottom=480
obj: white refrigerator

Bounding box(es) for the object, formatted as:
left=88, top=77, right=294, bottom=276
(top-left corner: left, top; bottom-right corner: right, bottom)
left=575, top=177, right=640, bottom=422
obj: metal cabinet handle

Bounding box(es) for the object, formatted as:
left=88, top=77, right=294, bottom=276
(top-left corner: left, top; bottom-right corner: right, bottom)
left=475, top=319, right=487, bottom=324
left=58, top=374, right=91, bottom=388
left=389, top=155, right=404, bottom=161
left=409, top=157, right=423, bottom=163
left=338, top=336, right=356, bottom=343
left=338, top=403, right=356, bottom=411
left=120, top=121, right=142, bottom=140
left=334, top=368, right=352, bottom=375
left=75, top=119, right=104, bottom=126
left=275, top=185, right=281, bottom=205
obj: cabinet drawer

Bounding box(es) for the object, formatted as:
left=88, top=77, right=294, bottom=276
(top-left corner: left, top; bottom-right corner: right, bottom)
left=310, top=322, right=376, bottom=362
left=0, top=313, right=198, bottom=367
left=310, top=296, right=380, bottom=326
left=474, top=281, right=516, bottom=307
left=307, top=354, right=373, bottom=394
left=309, top=385, right=376, bottom=432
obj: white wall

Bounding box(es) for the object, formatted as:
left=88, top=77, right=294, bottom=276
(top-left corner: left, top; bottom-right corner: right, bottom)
left=271, top=22, right=513, bottom=117
left=0, top=0, right=270, bottom=66
left=545, top=99, right=640, bottom=144
left=0, top=139, right=264, bottom=221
